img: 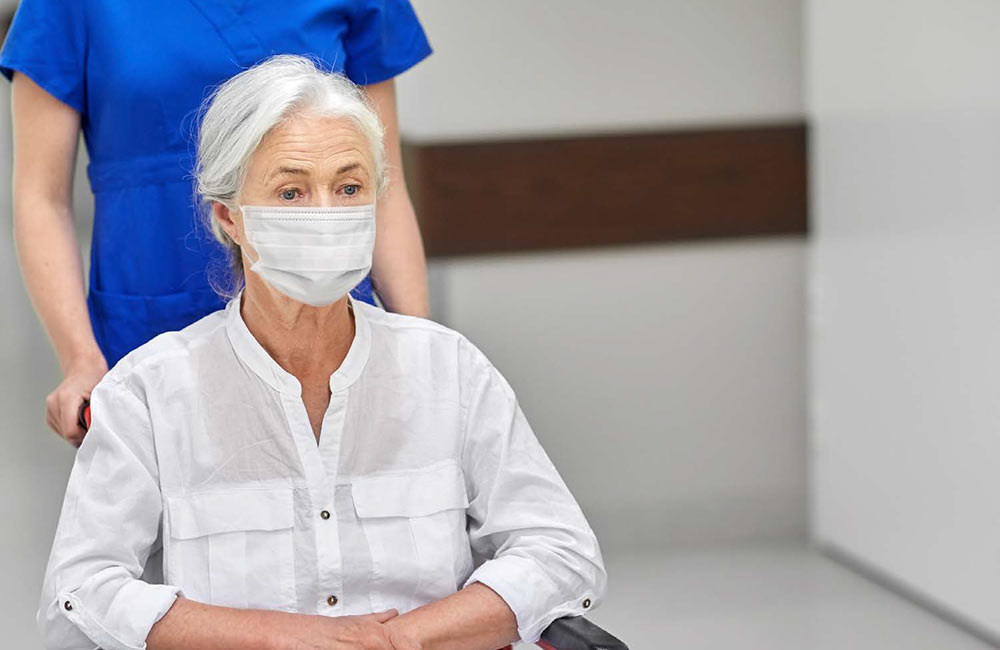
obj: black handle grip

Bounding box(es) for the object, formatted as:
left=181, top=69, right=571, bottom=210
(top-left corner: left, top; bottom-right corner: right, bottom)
left=540, top=616, right=629, bottom=650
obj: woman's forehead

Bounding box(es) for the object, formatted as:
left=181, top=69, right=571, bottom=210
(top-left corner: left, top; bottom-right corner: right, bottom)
left=253, top=114, right=373, bottom=174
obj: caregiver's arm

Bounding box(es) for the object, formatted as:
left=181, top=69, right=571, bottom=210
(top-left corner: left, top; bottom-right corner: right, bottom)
left=387, top=338, right=608, bottom=649
left=361, top=79, right=430, bottom=318
left=12, top=71, right=107, bottom=447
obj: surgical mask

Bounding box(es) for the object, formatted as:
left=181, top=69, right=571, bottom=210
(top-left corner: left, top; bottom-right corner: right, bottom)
left=239, top=203, right=376, bottom=306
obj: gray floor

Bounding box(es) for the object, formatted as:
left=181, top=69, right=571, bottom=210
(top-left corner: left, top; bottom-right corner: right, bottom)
left=545, top=544, right=996, bottom=650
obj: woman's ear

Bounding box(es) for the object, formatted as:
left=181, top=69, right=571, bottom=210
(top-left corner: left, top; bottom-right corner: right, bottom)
left=212, top=202, right=242, bottom=246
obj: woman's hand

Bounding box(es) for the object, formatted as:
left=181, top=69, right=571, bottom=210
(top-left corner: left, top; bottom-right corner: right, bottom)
left=272, top=608, right=422, bottom=650
left=45, top=352, right=107, bottom=447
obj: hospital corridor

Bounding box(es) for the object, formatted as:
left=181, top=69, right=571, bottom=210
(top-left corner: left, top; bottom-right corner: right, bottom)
left=2, top=1, right=1000, bottom=649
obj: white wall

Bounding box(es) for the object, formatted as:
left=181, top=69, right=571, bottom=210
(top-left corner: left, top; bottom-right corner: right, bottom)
left=399, top=0, right=803, bottom=142
left=808, top=0, right=1000, bottom=640
left=432, top=240, right=808, bottom=551
left=399, top=0, right=807, bottom=550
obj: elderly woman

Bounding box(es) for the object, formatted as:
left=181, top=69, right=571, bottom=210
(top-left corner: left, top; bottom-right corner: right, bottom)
left=36, top=56, right=606, bottom=650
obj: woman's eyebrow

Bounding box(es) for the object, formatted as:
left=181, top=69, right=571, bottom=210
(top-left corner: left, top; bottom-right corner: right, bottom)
left=268, top=166, right=309, bottom=181
left=268, top=162, right=366, bottom=181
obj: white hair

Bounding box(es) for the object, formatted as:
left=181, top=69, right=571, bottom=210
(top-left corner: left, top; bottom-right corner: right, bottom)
left=194, top=54, right=387, bottom=289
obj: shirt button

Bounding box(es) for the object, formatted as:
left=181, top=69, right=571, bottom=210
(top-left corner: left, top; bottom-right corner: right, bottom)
left=320, top=510, right=331, bottom=520
left=582, top=598, right=591, bottom=608
left=327, top=595, right=339, bottom=607
left=64, top=601, right=73, bottom=611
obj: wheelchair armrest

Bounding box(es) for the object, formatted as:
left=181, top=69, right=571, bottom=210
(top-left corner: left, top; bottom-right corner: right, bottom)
left=538, top=616, right=629, bottom=650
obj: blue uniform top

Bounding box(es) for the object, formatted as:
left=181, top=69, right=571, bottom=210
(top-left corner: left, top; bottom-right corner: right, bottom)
left=1, top=0, right=431, bottom=367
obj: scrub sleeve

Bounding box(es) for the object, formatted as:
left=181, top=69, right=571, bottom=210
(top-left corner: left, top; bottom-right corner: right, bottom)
left=0, top=0, right=85, bottom=111
left=0, top=0, right=431, bottom=367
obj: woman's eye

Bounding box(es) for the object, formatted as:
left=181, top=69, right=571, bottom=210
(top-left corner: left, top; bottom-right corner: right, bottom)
left=280, top=189, right=298, bottom=201
left=343, top=184, right=360, bottom=196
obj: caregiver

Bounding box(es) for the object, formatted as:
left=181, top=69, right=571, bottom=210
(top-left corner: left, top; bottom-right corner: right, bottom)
left=1, top=0, right=432, bottom=447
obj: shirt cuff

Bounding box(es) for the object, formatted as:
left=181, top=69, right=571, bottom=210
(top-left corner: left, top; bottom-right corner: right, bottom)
left=462, top=555, right=595, bottom=644
left=57, top=582, right=182, bottom=650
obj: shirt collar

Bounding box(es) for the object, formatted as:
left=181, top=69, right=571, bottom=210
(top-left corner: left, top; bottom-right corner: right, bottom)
left=224, top=290, right=372, bottom=396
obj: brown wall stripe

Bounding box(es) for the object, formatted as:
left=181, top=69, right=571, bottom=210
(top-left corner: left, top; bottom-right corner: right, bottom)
left=403, top=123, right=808, bottom=258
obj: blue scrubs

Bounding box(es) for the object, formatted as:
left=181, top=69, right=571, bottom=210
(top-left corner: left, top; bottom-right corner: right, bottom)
left=0, top=0, right=431, bottom=367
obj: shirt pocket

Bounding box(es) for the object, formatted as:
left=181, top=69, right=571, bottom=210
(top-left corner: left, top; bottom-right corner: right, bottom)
left=352, top=462, right=472, bottom=613
left=164, top=486, right=296, bottom=611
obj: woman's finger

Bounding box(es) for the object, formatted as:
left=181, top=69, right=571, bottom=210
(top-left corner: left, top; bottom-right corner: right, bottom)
left=45, top=402, right=57, bottom=433
left=45, top=391, right=59, bottom=434
left=57, top=393, right=83, bottom=441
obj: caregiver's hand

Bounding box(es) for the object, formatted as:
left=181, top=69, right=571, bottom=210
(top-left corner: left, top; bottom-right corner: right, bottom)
left=45, top=353, right=106, bottom=448
left=275, top=608, right=422, bottom=650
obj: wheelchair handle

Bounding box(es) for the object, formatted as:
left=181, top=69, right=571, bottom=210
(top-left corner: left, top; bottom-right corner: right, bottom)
left=539, top=616, right=629, bottom=650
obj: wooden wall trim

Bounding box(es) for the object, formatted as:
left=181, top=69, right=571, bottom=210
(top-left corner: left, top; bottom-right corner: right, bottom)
left=403, top=123, right=807, bottom=258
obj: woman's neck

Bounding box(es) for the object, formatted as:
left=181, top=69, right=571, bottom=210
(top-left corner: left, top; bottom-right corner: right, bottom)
left=240, top=281, right=355, bottom=385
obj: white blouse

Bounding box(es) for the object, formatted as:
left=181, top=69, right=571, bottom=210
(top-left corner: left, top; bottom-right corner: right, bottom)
left=37, top=294, right=606, bottom=650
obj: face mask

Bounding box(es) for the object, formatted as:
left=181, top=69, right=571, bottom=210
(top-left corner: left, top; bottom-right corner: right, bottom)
left=238, top=203, right=376, bottom=306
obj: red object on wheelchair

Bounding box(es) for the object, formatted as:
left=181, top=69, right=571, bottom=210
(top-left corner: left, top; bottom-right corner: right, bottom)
left=78, top=400, right=91, bottom=431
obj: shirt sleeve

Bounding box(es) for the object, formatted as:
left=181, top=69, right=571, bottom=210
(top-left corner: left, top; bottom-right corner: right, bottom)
left=0, top=0, right=87, bottom=112
left=458, top=338, right=608, bottom=645
left=343, top=0, right=432, bottom=85
left=37, top=378, right=181, bottom=650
